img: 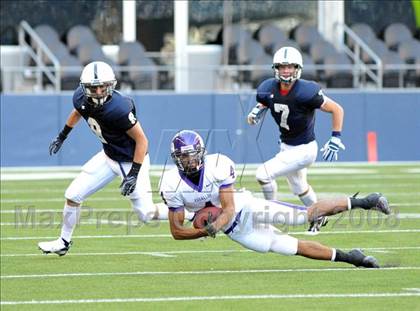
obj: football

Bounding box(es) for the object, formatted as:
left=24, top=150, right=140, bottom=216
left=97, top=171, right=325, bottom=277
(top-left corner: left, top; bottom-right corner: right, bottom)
left=193, top=206, right=223, bottom=229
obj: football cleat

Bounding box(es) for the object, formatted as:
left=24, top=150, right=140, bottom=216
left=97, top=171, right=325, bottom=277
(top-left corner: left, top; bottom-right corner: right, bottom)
left=365, top=192, right=391, bottom=215
left=38, top=238, right=72, bottom=256
left=306, top=216, right=329, bottom=235
left=348, top=248, right=380, bottom=268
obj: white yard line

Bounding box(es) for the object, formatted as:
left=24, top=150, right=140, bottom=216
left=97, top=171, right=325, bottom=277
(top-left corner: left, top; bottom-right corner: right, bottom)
left=1, top=191, right=419, bottom=203
left=1, top=266, right=419, bottom=280
left=1, top=249, right=249, bottom=258
left=1, top=292, right=419, bottom=305
left=0, top=208, right=131, bottom=214
left=2, top=246, right=420, bottom=258
left=403, top=288, right=420, bottom=292
left=2, top=229, right=420, bottom=241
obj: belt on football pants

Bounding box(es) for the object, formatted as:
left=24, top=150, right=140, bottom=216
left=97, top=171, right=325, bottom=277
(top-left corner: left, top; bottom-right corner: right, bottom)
left=224, top=209, right=243, bottom=235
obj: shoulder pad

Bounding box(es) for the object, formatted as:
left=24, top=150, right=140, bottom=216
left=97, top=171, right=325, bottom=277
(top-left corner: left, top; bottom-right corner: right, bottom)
left=160, top=169, right=180, bottom=196
left=109, top=92, right=134, bottom=116
left=256, top=78, right=277, bottom=103
left=72, top=86, right=85, bottom=109
left=210, top=154, right=235, bottom=182
left=294, top=79, right=322, bottom=102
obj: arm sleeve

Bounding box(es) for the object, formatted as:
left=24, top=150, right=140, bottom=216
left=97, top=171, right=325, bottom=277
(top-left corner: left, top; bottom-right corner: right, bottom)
left=297, top=81, right=324, bottom=109
left=213, top=154, right=236, bottom=187
left=306, top=89, right=325, bottom=109
left=160, top=176, right=184, bottom=209
left=114, top=99, right=138, bottom=131
left=115, top=111, right=137, bottom=131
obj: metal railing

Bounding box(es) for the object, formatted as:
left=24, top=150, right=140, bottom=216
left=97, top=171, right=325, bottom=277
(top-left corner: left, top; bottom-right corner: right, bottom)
left=18, top=20, right=61, bottom=91
left=338, top=22, right=383, bottom=88
left=3, top=22, right=418, bottom=93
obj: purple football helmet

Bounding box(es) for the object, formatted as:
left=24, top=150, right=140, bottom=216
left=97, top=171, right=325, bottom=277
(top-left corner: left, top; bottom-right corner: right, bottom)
left=171, top=130, right=206, bottom=174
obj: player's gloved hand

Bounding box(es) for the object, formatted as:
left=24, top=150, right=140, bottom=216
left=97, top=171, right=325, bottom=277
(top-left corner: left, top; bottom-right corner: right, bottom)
left=321, top=133, right=345, bottom=161
left=49, top=135, right=66, bottom=155
left=120, top=162, right=142, bottom=196
left=204, top=212, right=217, bottom=238
left=49, top=125, right=73, bottom=155
left=247, top=104, right=265, bottom=125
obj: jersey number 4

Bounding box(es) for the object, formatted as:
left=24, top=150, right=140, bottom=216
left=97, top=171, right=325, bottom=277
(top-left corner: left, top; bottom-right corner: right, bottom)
left=274, top=103, right=290, bottom=130
left=88, top=117, right=108, bottom=144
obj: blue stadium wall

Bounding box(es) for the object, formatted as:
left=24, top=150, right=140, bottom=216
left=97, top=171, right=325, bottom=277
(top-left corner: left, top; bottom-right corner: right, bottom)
left=1, top=91, right=420, bottom=167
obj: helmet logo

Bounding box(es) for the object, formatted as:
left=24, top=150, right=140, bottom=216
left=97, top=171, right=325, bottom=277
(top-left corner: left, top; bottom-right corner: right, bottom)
left=93, top=63, right=98, bottom=79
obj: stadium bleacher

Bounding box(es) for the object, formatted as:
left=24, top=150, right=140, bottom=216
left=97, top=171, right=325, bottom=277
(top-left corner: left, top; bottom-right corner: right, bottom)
left=1, top=3, right=420, bottom=92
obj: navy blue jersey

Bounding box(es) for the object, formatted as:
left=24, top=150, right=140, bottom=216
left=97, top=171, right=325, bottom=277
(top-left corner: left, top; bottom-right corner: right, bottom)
left=256, top=78, right=324, bottom=145
left=73, top=86, right=138, bottom=162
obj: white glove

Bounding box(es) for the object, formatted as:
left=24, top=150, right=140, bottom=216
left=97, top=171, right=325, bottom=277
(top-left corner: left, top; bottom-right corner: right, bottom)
left=247, top=105, right=266, bottom=125
left=321, top=136, right=345, bottom=161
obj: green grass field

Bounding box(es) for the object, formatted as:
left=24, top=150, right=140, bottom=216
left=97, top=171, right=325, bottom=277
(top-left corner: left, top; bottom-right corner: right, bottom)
left=1, top=163, right=420, bottom=310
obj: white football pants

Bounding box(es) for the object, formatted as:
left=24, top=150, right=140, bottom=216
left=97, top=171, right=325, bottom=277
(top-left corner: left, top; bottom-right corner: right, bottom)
left=256, top=140, right=318, bottom=195
left=227, top=191, right=307, bottom=256
left=65, top=150, right=155, bottom=222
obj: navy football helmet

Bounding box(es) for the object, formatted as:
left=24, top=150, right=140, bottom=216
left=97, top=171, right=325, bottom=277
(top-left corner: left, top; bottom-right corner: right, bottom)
left=171, top=130, right=206, bottom=174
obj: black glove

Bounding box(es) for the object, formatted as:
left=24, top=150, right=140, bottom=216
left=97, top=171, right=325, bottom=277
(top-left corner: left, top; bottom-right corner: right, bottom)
left=49, top=125, right=72, bottom=155
left=49, top=135, right=65, bottom=155
left=120, top=162, right=142, bottom=196
left=204, top=212, right=217, bottom=238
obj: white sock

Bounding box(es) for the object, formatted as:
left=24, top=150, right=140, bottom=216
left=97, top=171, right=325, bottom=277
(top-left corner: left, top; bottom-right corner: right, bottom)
left=299, top=186, right=317, bottom=207
left=261, top=180, right=278, bottom=200
left=155, top=203, right=168, bottom=220
left=60, top=204, right=80, bottom=242
left=331, top=248, right=337, bottom=261
left=347, top=197, right=352, bottom=210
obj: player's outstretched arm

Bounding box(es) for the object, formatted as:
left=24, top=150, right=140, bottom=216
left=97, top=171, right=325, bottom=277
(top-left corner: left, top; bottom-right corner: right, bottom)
left=320, top=97, right=345, bottom=161
left=126, top=122, right=148, bottom=165
left=49, top=109, right=81, bottom=155
left=168, top=209, right=208, bottom=240
left=120, top=122, right=148, bottom=196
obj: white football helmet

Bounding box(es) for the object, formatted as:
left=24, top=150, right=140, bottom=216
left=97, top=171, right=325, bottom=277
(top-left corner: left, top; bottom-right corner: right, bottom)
left=272, top=46, right=303, bottom=83
left=80, top=61, right=117, bottom=107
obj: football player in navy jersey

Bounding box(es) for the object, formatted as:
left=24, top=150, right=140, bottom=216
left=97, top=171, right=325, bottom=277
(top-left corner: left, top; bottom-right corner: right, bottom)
left=247, top=47, right=345, bottom=234
left=38, top=61, right=168, bottom=256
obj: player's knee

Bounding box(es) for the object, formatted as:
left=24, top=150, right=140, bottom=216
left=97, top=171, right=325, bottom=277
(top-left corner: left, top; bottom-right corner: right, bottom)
left=289, top=182, right=308, bottom=196
left=131, top=199, right=155, bottom=222
left=64, top=187, right=83, bottom=205
left=66, top=199, right=80, bottom=207
left=270, top=233, right=298, bottom=256
left=256, top=166, right=271, bottom=183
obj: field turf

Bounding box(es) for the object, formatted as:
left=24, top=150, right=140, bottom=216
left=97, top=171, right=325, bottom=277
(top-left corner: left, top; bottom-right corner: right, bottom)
left=1, top=163, right=419, bottom=310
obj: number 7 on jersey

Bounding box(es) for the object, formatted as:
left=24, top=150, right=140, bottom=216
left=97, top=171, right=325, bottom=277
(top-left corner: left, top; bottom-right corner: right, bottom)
left=273, top=103, right=290, bottom=130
